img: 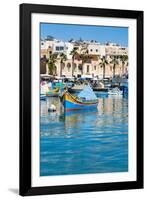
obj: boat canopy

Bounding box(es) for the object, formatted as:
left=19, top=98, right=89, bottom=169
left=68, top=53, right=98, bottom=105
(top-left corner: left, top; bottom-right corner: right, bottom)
left=78, top=84, right=97, bottom=100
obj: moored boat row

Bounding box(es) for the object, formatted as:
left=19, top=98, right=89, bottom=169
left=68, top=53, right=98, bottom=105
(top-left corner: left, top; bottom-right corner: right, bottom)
left=40, top=77, right=128, bottom=113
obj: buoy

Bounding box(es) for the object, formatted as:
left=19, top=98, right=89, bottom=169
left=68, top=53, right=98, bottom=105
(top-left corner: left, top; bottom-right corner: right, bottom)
left=48, top=104, right=56, bottom=112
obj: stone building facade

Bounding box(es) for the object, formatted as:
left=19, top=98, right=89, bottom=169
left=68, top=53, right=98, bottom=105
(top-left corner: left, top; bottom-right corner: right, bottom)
left=40, top=37, right=128, bottom=78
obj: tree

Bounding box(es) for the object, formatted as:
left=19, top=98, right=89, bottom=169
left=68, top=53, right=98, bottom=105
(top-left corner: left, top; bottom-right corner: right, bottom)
left=70, top=47, right=78, bottom=76
left=99, top=56, right=108, bottom=79
left=68, top=38, right=74, bottom=42
left=120, top=55, right=128, bottom=75
left=79, top=47, right=89, bottom=75
left=47, top=52, right=57, bottom=75
left=40, top=56, right=47, bottom=74
left=110, top=56, right=119, bottom=78
left=59, top=53, right=67, bottom=77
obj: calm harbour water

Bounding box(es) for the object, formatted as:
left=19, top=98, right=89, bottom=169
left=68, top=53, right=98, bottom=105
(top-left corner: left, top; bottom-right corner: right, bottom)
left=40, top=93, right=128, bottom=176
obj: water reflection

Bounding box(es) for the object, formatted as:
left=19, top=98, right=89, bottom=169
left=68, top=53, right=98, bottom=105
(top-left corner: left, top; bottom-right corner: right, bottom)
left=40, top=94, right=128, bottom=176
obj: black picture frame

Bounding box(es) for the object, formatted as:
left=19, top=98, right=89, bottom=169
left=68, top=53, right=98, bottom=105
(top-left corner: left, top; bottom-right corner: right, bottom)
left=19, top=3, right=144, bottom=196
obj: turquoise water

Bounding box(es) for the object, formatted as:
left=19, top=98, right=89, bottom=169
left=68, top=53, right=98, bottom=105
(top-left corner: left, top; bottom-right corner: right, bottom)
left=40, top=93, right=128, bottom=176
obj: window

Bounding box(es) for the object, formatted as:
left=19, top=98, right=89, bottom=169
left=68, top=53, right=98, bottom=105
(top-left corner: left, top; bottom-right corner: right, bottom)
left=78, top=64, right=82, bottom=71
left=67, top=63, right=71, bottom=72
left=55, top=46, right=64, bottom=51
left=87, top=65, right=89, bottom=73
left=56, top=46, right=59, bottom=51
left=90, top=49, right=93, bottom=52
left=96, top=49, right=98, bottom=52
left=94, top=66, right=96, bottom=70
left=59, top=46, right=64, bottom=51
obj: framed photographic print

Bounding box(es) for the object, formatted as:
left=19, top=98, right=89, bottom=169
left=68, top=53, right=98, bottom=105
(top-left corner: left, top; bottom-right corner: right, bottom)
left=19, top=3, right=144, bottom=196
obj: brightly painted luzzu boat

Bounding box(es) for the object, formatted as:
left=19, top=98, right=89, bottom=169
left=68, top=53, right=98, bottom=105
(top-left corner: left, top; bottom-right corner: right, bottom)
left=46, top=87, right=60, bottom=97
left=62, top=85, right=98, bottom=112
left=62, top=92, right=98, bottom=112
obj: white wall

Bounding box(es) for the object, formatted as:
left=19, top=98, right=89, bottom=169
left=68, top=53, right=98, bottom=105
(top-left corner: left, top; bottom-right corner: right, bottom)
left=65, top=42, right=74, bottom=59
left=0, top=0, right=146, bottom=199
left=53, top=41, right=65, bottom=53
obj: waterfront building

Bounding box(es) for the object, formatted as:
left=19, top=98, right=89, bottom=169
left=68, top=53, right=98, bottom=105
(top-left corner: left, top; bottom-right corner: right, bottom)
left=52, top=41, right=66, bottom=54
left=40, top=37, right=128, bottom=78
left=87, top=43, right=105, bottom=57
left=105, top=42, right=128, bottom=57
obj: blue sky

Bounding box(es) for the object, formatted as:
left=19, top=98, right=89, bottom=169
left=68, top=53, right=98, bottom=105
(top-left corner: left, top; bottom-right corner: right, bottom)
left=40, top=23, right=128, bottom=47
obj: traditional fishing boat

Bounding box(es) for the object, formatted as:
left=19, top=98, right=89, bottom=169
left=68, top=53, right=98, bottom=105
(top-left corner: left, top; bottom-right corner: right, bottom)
left=62, top=85, right=98, bottom=112
left=46, top=87, right=59, bottom=97
left=41, top=83, right=60, bottom=97
left=68, top=84, right=84, bottom=93
left=108, top=87, right=123, bottom=96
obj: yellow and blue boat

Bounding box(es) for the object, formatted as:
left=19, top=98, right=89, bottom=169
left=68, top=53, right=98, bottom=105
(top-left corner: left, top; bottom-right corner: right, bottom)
left=46, top=87, right=59, bottom=97
left=62, top=85, right=98, bottom=112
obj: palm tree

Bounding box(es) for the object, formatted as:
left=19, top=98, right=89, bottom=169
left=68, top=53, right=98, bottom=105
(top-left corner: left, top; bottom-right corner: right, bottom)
left=110, top=56, right=119, bottom=78
left=99, top=56, right=108, bottom=79
left=120, top=55, right=128, bottom=75
left=70, top=47, right=78, bottom=77
left=79, top=47, right=89, bottom=75
left=40, top=55, right=47, bottom=74
left=47, top=52, right=57, bottom=75
left=59, top=53, right=67, bottom=77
